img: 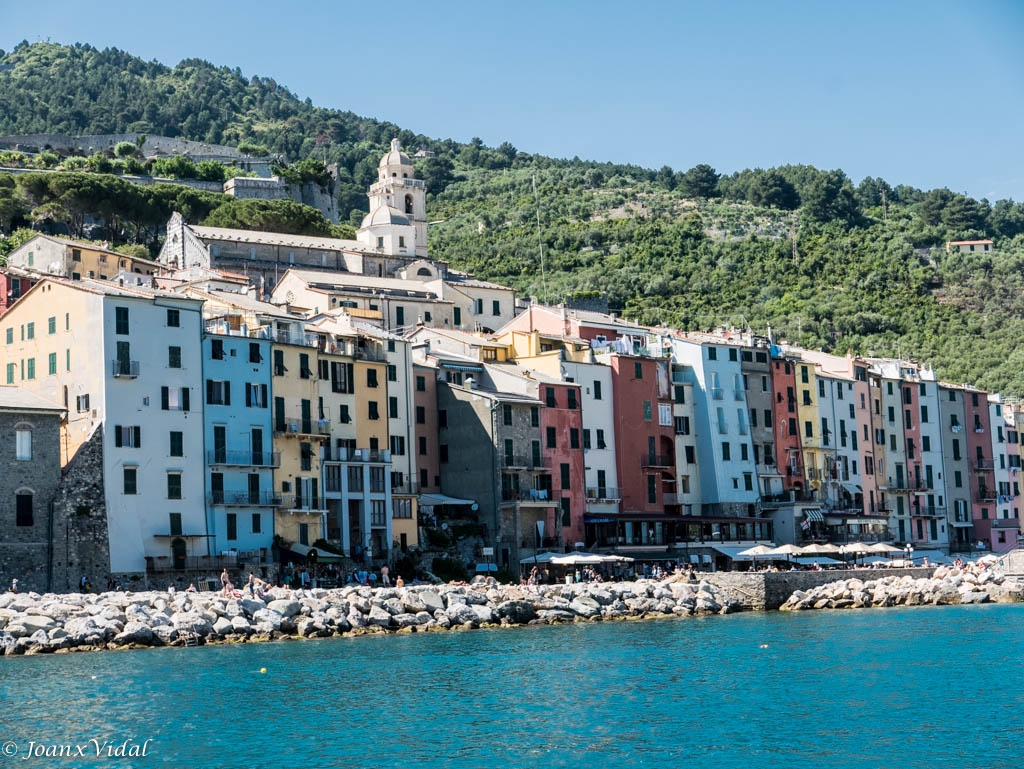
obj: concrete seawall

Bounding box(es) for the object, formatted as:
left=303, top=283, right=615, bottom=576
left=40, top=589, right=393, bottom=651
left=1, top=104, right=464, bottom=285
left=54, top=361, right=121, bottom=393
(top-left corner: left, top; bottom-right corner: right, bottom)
left=703, top=568, right=935, bottom=610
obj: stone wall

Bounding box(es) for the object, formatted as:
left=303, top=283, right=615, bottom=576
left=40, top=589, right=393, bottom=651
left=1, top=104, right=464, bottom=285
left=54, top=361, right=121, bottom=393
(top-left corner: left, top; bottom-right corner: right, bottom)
left=704, top=568, right=935, bottom=610
left=50, top=425, right=110, bottom=593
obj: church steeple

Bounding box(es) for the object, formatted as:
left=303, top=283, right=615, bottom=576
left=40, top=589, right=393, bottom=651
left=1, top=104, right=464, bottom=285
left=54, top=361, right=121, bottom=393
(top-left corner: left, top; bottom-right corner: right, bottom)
left=357, top=138, right=428, bottom=257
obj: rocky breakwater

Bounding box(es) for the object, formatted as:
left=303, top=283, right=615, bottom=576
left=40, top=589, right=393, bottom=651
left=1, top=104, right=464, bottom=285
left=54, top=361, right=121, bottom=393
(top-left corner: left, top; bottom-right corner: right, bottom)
left=0, top=576, right=742, bottom=656
left=779, top=565, right=1024, bottom=611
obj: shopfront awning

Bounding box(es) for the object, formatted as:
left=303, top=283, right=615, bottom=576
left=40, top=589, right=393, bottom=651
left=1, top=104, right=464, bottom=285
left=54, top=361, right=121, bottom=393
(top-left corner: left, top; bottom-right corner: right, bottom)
left=419, top=493, right=479, bottom=510
left=710, top=544, right=774, bottom=561
left=840, top=482, right=862, bottom=496
left=803, top=509, right=824, bottom=522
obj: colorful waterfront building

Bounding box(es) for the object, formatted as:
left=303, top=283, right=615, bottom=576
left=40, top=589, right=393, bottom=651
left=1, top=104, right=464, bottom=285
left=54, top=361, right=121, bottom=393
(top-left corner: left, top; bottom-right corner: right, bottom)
left=0, top=278, right=206, bottom=577
left=5, top=234, right=163, bottom=283
left=987, top=395, right=1019, bottom=552
left=937, top=383, right=974, bottom=552
left=964, top=385, right=996, bottom=548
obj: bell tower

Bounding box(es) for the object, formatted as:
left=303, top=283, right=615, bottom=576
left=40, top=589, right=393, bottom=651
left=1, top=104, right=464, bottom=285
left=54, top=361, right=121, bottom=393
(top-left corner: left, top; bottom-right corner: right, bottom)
left=363, top=138, right=428, bottom=257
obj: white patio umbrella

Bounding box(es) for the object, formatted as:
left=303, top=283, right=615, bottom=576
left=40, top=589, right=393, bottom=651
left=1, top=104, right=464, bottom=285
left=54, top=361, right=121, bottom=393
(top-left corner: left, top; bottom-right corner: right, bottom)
left=769, top=544, right=803, bottom=556
left=800, top=543, right=842, bottom=555
left=866, top=542, right=902, bottom=554
left=738, top=544, right=777, bottom=557
left=840, top=542, right=872, bottom=554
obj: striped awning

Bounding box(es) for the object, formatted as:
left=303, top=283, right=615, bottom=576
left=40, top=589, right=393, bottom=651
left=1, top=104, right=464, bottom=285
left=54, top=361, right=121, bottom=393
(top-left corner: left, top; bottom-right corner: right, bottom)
left=803, top=509, right=824, bottom=522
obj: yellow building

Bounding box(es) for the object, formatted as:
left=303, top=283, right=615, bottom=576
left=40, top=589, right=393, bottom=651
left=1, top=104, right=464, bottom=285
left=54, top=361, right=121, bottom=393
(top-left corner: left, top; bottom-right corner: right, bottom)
left=271, top=333, right=329, bottom=547
left=6, top=234, right=162, bottom=282
left=794, top=360, right=827, bottom=495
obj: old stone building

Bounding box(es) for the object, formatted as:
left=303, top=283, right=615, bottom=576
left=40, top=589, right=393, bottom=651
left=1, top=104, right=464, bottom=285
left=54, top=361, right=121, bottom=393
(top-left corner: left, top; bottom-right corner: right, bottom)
left=0, top=387, right=64, bottom=593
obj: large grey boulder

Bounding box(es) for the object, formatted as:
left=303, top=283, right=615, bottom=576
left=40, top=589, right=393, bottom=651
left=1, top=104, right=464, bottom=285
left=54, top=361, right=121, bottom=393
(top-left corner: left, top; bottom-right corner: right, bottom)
left=114, top=621, right=154, bottom=645
left=496, top=600, right=537, bottom=624
left=569, top=596, right=602, bottom=618
left=267, top=599, right=301, bottom=618
left=367, top=605, right=393, bottom=628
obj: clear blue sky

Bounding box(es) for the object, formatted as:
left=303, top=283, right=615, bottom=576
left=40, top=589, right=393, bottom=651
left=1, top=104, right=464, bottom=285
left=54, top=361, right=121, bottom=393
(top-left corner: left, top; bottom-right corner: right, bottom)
left=3, top=0, right=1022, bottom=200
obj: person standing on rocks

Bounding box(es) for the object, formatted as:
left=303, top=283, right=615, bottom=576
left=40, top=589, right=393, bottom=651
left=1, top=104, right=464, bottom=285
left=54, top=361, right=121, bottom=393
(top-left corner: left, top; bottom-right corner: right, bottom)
left=381, top=564, right=390, bottom=587
left=220, top=568, right=233, bottom=596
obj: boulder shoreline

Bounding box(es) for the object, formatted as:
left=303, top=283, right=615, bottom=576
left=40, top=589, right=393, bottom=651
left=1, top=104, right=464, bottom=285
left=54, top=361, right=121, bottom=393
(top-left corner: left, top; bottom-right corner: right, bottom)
left=0, top=576, right=743, bottom=656
left=779, top=564, right=1024, bottom=611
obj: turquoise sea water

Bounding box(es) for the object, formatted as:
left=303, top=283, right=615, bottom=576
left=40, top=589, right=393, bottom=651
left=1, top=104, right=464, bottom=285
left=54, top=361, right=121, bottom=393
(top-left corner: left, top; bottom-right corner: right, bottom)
left=2, top=604, right=1023, bottom=768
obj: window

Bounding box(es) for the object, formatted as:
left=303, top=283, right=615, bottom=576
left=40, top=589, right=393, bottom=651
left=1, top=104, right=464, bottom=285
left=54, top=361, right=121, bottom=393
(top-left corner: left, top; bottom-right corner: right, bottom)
left=368, top=401, right=380, bottom=420
left=416, top=375, right=426, bottom=392
left=438, top=409, right=447, bottom=428
left=166, top=309, right=180, bottom=328
left=744, top=473, right=753, bottom=491
left=339, top=405, right=351, bottom=424
left=76, top=394, right=90, bottom=412
left=26, top=358, right=34, bottom=380
left=560, top=463, right=571, bottom=490
left=389, top=396, right=399, bottom=419
left=741, top=443, right=749, bottom=461
left=168, top=512, right=182, bottom=537
left=366, top=368, right=378, bottom=387
left=15, top=429, right=32, bottom=460
left=123, top=467, right=138, bottom=495
left=24, top=322, right=34, bottom=340
left=48, top=352, right=56, bottom=375
left=114, top=307, right=130, bottom=335
left=245, top=383, right=267, bottom=408
left=922, top=435, right=931, bottom=452
left=113, top=425, right=141, bottom=448
left=569, top=428, right=580, bottom=449
left=503, top=405, right=512, bottom=426
left=530, top=406, right=540, bottom=427
left=805, top=421, right=813, bottom=438
left=439, top=444, right=449, bottom=463
left=685, top=445, right=695, bottom=463
left=225, top=513, right=237, bottom=541
left=161, top=386, right=190, bottom=411
left=4, top=328, right=10, bottom=344
left=658, top=403, right=672, bottom=426
left=210, top=339, right=224, bottom=361
left=583, top=429, right=592, bottom=449
left=167, top=473, right=182, bottom=500
left=647, top=474, right=657, bottom=504
left=5, top=363, right=13, bottom=384
left=634, top=362, right=643, bottom=379
left=707, top=347, right=717, bottom=361
left=169, top=431, right=183, bottom=457
left=453, top=307, right=462, bottom=326
left=596, top=429, right=607, bottom=449
left=643, top=400, right=652, bottom=421
left=396, top=306, right=405, bottom=326
left=206, top=380, right=231, bottom=406
left=48, top=316, right=56, bottom=335
left=547, top=426, right=557, bottom=448
left=249, top=343, right=262, bottom=364
left=593, top=381, right=602, bottom=400
left=674, top=385, right=686, bottom=404
left=301, top=442, right=312, bottom=471
left=722, top=442, right=730, bottom=461
left=492, top=300, right=500, bottom=316
left=387, top=364, right=397, bottom=382
left=546, top=387, right=557, bottom=407
left=15, top=492, right=33, bottom=527
left=299, top=353, right=312, bottom=379
left=416, top=406, right=426, bottom=424
left=419, top=436, right=427, bottom=455
left=273, top=349, right=286, bottom=376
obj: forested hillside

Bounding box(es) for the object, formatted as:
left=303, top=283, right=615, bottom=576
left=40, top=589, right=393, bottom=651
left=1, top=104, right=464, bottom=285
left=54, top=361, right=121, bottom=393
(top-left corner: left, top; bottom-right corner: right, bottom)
left=3, top=42, right=1024, bottom=393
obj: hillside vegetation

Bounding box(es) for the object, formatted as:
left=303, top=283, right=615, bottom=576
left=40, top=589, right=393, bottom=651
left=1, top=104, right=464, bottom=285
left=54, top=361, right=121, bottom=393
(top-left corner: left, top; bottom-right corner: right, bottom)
left=2, top=42, right=1024, bottom=393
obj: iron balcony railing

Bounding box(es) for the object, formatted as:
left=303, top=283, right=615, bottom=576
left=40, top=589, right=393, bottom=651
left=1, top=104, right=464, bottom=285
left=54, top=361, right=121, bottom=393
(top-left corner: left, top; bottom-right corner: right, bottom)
left=207, top=490, right=282, bottom=506
left=640, top=454, right=673, bottom=468
left=274, top=417, right=331, bottom=436
left=111, top=359, right=140, bottom=378
left=207, top=450, right=281, bottom=468
left=586, top=487, right=622, bottom=500
left=277, top=495, right=327, bottom=511
left=975, top=458, right=995, bottom=471
left=501, top=455, right=550, bottom=470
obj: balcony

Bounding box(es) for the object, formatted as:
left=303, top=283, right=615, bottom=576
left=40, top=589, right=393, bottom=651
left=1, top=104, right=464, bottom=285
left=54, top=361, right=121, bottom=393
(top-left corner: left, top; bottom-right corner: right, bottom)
left=272, top=329, right=319, bottom=347
left=274, top=417, right=331, bottom=437
left=145, top=554, right=259, bottom=573
left=207, top=490, right=282, bottom=507
left=974, top=458, right=995, bottom=471
left=111, top=359, right=140, bottom=378
left=391, top=481, right=419, bottom=495
left=912, top=506, right=947, bottom=518
left=207, top=450, right=281, bottom=468
left=733, top=389, right=745, bottom=401
left=277, top=495, right=327, bottom=512
left=586, top=487, right=622, bottom=501
left=321, top=447, right=390, bottom=463
left=756, top=464, right=782, bottom=477
left=975, top=489, right=997, bottom=503
left=640, top=454, right=673, bottom=468
left=501, top=455, right=550, bottom=471
left=501, top=488, right=556, bottom=504
left=710, top=387, right=723, bottom=400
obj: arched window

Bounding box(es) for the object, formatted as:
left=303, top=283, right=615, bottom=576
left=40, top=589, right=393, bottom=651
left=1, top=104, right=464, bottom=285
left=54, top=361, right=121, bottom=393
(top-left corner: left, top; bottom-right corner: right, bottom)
left=405, top=194, right=414, bottom=215
left=417, top=267, right=433, bottom=277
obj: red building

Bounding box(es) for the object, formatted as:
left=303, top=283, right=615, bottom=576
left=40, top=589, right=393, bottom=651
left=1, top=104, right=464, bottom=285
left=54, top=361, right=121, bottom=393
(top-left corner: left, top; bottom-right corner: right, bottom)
left=964, top=387, right=996, bottom=546
left=537, top=380, right=586, bottom=548
left=609, top=353, right=676, bottom=545
left=770, top=357, right=803, bottom=493
left=0, top=268, right=38, bottom=317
